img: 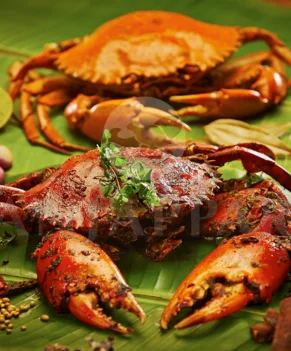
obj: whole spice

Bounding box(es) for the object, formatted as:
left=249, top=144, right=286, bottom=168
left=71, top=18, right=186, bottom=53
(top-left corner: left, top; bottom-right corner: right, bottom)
left=40, top=314, right=50, bottom=322
left=0, top=297, right=36, bottom=334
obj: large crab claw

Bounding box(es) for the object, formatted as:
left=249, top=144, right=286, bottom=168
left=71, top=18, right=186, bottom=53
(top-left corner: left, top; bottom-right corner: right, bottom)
left=64, top=96, right=191, bottom=148
left=160, top=232, right=290, bottom=330
left=33, top=230, right=146, bottom=334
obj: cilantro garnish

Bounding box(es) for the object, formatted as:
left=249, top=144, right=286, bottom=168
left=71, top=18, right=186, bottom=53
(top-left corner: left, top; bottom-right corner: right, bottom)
left=97, top=130, right=160, bottom=212
left=244, top=173, right=264, bottom=188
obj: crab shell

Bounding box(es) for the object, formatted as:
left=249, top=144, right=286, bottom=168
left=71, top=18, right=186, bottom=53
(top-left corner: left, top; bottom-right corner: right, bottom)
left=56, top=11, right=241, bottom=85
left=15, top=148, right=221, bottom=261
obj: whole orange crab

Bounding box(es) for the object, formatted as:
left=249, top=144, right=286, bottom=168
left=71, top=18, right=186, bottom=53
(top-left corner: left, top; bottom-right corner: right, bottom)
left=8, top=11, right=291, bottom=153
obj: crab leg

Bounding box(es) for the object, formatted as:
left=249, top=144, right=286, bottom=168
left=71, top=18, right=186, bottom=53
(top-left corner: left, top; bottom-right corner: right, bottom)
left=24, top=75, right=79, bottom=107
left=18, top=73, right=90, bottom=153
left=8, top=61, right=42, bottom=101
left=65, top=96, right=191, bottom=148
left=38, top=90, right=76, bottom=107
left=0, top=185, right=24, bottom=204
left=7, top=37, right=82, bottom=102
left=170, top=142, right=291, bottom=192
left=0, top=203, right=25, bottom=226
left=33, top=230, right=146, bottom=334
left=171, top=51, right=288, bottom=119
left=160, top=232, right=290, bottom=329
left=6, top=168, right=56, bottom=190
left=9, top=37, right=82, bottom=84
left=11, top=53, right=58, bottom=83
left=36, top=104, right=90, bottom=152
left=211, top=51, right=286, bottom=86
left=239, top=27, right=291, bottom=65
left=20, top=91, right=70, bottom=154
left=207, top=145, right=291, bottom=192
left=163, top=142, right=275, bottom=160
left=0, top=279, right=39, bottom=297
left=0, top=185, right=26, bottom=227
left=24, top=75, right=77, bottom=95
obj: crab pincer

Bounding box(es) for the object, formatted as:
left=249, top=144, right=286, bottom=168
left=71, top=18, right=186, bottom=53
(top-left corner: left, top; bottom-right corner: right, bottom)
left=64, top=96, right=191, bottom=148
left=33, top=230, right=146, bottom=334
left=160, top=232, right=290, bottom=330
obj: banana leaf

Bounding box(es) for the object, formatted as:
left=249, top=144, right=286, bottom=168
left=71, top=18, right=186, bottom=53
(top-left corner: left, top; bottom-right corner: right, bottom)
left=0, top=0, right=291, bottom=350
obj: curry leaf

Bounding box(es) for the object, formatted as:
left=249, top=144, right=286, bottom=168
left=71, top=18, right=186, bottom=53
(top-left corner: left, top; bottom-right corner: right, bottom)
left=259, top=122, right=291, bottom=138
left=204, top=119, right=291, bottom=157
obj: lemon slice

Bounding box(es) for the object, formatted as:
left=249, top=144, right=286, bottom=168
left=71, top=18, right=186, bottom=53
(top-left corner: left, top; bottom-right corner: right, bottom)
left=0, top=87, right=13, bottom=129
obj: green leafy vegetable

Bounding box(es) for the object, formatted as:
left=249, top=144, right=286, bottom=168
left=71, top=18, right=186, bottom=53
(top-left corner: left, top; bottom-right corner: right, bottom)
left=97, top=130, right=160, bottom=211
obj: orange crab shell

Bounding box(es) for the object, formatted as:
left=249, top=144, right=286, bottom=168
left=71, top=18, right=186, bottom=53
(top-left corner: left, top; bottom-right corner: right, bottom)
left=56, top=11, right=241, bottom=85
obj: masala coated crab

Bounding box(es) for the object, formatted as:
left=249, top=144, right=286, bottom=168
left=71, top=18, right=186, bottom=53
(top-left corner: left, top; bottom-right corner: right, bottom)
left=0, top=142, right=291, bottom=333
left=8, top=11, right=291, bottom=153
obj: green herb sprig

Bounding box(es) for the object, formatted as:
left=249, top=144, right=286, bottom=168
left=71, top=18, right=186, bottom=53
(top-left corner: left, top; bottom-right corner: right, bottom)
left=97, top=130, right=160, bottom=212
left=244, top=173, right=264, bottom=188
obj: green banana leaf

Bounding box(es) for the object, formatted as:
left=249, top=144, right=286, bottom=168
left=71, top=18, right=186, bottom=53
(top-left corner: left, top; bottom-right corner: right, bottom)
left=0, top=0, right=291, bottom=350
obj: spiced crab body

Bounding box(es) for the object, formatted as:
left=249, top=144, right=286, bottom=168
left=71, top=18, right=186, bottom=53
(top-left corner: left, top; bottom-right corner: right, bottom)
left=1, top=142, right=291, bottom=333
left=16, top=148, right=220, bottom=259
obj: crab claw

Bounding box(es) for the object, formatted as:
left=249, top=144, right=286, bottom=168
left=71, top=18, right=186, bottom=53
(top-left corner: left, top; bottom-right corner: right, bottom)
left=33, top=230, right=146, bottom=334
left=65, top=96, right=191, bottom=148
left=160, top=232, right=290, bottom=330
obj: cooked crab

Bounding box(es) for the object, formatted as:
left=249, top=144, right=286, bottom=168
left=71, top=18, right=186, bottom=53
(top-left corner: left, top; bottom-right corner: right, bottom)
left=8, top=11, right=291, bottom=153
left=0, top=140, right=291, bottom=333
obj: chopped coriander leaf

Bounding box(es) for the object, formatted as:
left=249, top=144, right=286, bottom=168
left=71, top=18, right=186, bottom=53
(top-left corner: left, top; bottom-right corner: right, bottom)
left=97, top=130, right=160, bottom=212
left=244, top=173, right=264, bottom=188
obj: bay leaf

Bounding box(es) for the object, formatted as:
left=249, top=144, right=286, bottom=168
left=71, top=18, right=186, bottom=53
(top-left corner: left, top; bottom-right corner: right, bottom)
left=259, top=122, right=291, bottom=137
left=0, top=87, right=13, bottom=129
left=204, top=119, right=291, bottom=158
